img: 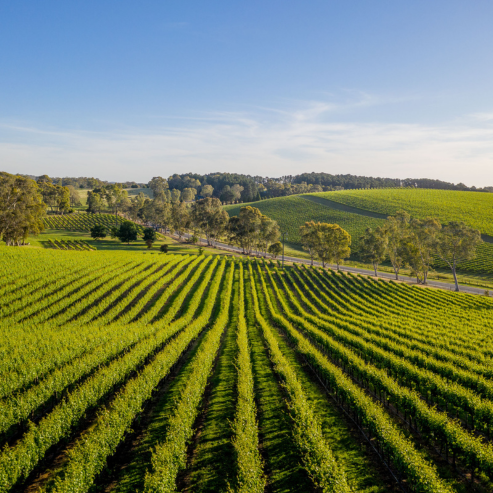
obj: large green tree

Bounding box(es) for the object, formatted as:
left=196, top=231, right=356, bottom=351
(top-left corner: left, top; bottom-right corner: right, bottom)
left=402, top=218, right=441, bottom=284
left=170, top=201, right=190, bottom=239
left=116, top=221, right=138, bottom=245
left=142, top=227, right=157, bottom=248
left=314, top=223, right=351, bottom=269
left=90, top=224, right=107, bottom=240
left=148, top=176, right=169, bottom=201
left=300, top=221, right=319, bottom=266
left=228, top=206, right=263, bottom=254
left=190, top=197, right=229, bottom=247
left=385, top=210, right=410, bottom=280
left=0, top=172, right=46, bottom=246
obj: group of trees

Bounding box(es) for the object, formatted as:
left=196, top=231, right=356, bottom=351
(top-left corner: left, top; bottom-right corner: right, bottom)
left=36, top=175, right=72, bottom=214
left=299, top=221, right=352, bottom=269
left=228, top=206, right=281, bottom=256
left=152, top=172, right=493, bottom=201
left=359, top=211, right=482, bottom=291
left=89, top=194, right=282, bottom=257
left=90, top=222, right=158, bottom=247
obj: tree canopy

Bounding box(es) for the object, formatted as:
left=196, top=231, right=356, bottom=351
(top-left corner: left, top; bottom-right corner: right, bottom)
left=0, top=172, right=46, bottom=246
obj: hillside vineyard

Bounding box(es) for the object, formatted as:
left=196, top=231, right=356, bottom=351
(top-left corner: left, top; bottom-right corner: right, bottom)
left=224, top=190, right=493, bottom=275
left=2, top=248, right=493, bottom=492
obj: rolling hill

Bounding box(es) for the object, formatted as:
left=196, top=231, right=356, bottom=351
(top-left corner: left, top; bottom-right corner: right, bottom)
left=224, top=188, right=493, bottom=275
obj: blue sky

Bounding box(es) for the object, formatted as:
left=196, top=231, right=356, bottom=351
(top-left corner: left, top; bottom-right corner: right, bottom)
left=1, top=1, right=492, bottom=185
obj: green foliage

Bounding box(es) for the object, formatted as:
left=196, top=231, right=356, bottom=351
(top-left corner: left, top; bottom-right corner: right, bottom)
left=90, top=224, right=107, bottom=240
left=142, top=227, right=157, bottom=243
left=116, top=221, right=139, bottom=244
left=267, top=241, right=282, bottom=258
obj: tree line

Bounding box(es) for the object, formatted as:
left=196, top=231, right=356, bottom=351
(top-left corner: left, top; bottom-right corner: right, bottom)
left=22, top=171, right=493, bottom=210
left=90, top=196, right=283, bottom=257
left=359, top=211, right=482, bottom=291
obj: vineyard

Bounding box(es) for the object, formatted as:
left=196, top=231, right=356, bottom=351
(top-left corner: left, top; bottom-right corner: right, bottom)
left=313, top=188, right=493, bottom=237
left=43, top=213, right=144, bottom=233
left=224, top=195, right=384, bottom=252
left=1, top=246, right=493, bottom=492
left=225, top=192, right=493, bottom=275
left=44, top=239, right=96, bottom=251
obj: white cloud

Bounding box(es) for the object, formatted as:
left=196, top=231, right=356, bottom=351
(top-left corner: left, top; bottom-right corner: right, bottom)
left=1, top=101, right=493, bottom=186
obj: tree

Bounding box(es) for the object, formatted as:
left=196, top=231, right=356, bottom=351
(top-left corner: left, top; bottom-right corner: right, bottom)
left=231, top=184, right=244, bottom=202
left=300, top=221, right=319, bottom=266
left=257, top=215, right=280, bottom=255
left=87, top=191, right=104, bottom=214
left=160, top=244, right=169, bottom=253
left=385, top=210, right=410, bottom=280
left=434, top=221, right=482, bottom=291
left=402, top=218, right=440, bottom=284
left=66, top=185, right=82, bottom=207
left=181, top=187, right=197, bottom=202
left=170, top=201, right=190, bottom=239
left=55, top=186, right=71, bottom=214
left=359, top=226, right=388, bottom=277
left=268, top=241, right=282, bottom=258
left=148, top=176, right=169, bottom=200
left=0, top=172, right=46, bottom=246
left=228, top=206, right=263, bottom=254
left=306, top=222, right=351, bottom=268
left=323, top=224, right=351, bottom=270
left=170, top=189, right=181, bottom=203
left=150, top=201, right=172, bottom=233
left=103, top=185, right=128, bottom=223
left=201, top=184, right=214, bottom=197
left=220, top=185, right=235, bottom=204
left=142, top=227, right=157, bottom=248
left=116, top=221, right=138, bottom=244
left=90, top=224, right=107, bottom=240
left=190, top=197, right=229, bottom=247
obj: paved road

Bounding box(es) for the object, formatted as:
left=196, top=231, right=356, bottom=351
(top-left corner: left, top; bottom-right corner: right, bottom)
left=171, top=233, right=490, bottom=297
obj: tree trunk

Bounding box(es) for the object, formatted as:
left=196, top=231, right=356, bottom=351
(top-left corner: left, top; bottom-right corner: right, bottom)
left=373, top=263, right=378, bottom=277
left=452, top=262, right=460, bottom=292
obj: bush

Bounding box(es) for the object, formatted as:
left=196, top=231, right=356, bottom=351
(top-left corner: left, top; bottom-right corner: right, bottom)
left=160, top=244, right=169, bottom=253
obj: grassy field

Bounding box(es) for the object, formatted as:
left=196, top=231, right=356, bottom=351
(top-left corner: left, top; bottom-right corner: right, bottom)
left=30, top=229, right=239, bottom=256
left=1, top=247, right=492, bottom=491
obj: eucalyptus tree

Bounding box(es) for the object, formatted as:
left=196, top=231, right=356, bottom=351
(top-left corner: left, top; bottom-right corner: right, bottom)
left=359, top=226, right=388, bottom=277
left=434, top=221, right=482, bottom=291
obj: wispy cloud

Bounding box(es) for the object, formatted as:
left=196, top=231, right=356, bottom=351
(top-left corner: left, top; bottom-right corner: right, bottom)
left=1, top=100, right=492, bottom=186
